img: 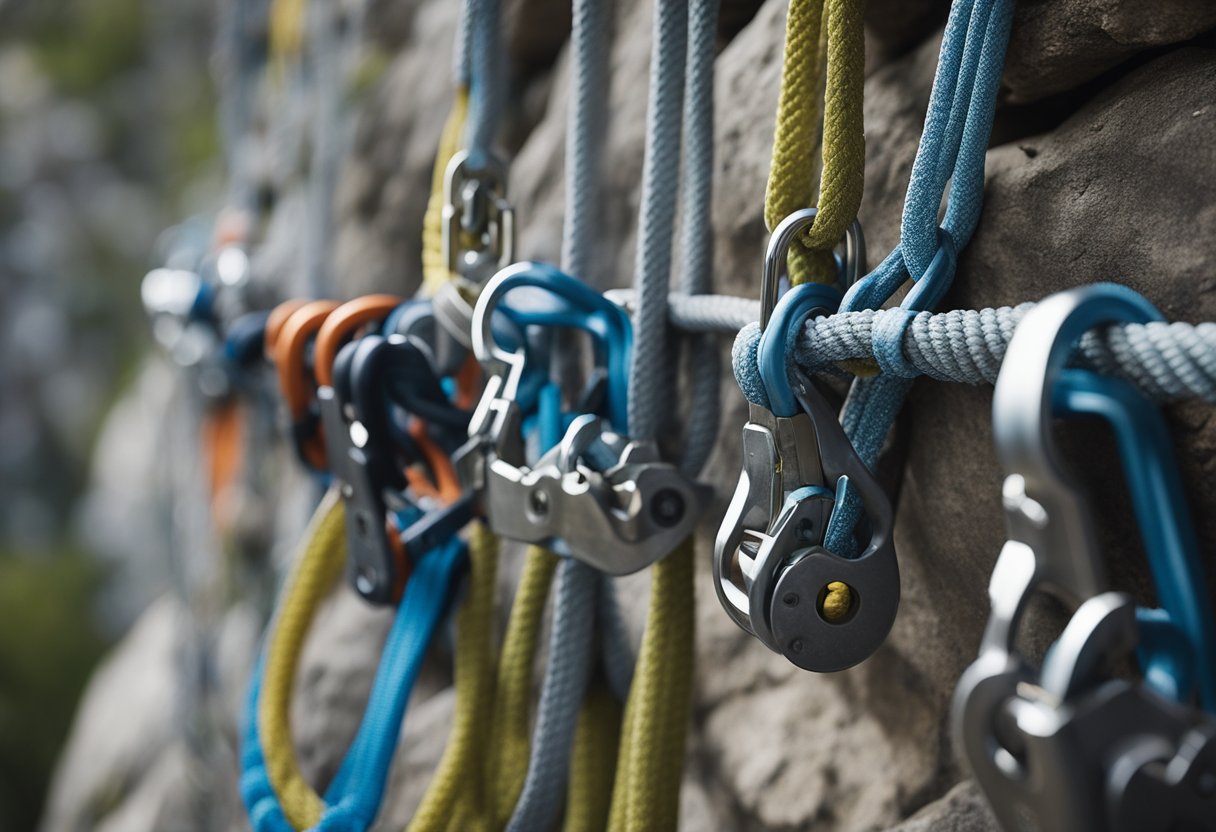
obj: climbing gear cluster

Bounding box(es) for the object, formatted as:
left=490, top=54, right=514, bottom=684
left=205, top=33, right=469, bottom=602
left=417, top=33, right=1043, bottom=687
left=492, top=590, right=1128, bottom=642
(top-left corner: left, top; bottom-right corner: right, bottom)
left=138, top=0, right=1216, bottom=828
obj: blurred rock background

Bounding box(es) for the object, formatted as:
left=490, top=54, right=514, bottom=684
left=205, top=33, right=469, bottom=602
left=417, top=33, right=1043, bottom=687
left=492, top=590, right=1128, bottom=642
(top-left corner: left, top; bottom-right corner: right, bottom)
left=0, top=0, right=222, bottom=828
left=7, top=0, right=1216, bottom=830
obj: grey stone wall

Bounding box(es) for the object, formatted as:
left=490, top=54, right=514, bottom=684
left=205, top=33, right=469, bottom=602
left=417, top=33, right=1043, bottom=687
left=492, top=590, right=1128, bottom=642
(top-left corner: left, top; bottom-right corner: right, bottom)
left=45, top=1, right=1216, bottom=829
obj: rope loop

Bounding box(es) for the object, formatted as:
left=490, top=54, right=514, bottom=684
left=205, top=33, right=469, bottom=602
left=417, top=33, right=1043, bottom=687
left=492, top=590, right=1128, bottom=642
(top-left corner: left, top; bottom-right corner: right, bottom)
left=764, top=0, right=866, bottom=285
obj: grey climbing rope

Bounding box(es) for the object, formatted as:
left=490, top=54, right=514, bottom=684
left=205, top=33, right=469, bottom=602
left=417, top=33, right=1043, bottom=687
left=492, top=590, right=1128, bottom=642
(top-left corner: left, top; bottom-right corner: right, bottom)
left=466, top=0, right=505, bottom=162
left=674, top=0, right=721, bottom=478
left=629, top=290, right=1216, bottom=404
left=505, top=1, right=633, bottom=828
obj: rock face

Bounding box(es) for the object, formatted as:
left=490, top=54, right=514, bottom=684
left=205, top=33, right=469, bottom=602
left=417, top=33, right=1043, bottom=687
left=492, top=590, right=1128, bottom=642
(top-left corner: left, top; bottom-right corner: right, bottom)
left=46, top=0, right=1216, bottom=830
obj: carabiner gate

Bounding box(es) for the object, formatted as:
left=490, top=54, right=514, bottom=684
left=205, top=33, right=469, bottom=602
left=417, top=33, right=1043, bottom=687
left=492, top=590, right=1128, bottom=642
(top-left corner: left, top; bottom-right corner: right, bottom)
left=954, top=283, right=1216, bottom=832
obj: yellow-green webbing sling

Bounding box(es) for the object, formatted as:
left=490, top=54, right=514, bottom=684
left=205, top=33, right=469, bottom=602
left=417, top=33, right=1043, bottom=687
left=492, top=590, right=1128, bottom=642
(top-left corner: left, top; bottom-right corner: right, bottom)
left=764, top=0, right=865, bottom=285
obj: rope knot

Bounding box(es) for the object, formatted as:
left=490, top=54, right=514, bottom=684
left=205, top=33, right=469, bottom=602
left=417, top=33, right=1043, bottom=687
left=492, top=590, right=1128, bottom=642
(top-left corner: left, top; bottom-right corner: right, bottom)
left=872, top=308, right=920, bottom=378
left=731, top=322, right=770, bottom=408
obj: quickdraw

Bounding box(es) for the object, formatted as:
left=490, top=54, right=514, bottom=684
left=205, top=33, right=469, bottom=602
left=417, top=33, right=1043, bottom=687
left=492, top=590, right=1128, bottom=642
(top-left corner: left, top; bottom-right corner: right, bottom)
left=240, top=292, right=476, bottom=830
left=954, top=283, right=1216, bottom=832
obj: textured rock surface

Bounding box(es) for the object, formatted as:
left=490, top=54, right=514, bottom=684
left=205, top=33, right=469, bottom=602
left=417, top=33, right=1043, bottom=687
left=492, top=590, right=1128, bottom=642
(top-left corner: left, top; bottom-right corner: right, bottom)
left=48, top=0, right=1216, bottom=829
left=1004, top=0, right=1216, bottom=102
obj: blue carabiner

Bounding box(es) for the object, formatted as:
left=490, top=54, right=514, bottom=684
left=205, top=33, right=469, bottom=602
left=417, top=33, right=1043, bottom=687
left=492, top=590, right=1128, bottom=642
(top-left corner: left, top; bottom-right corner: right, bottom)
left=756, top=282, right=843, bottom=417
left=993, top=282, right=1216, bottom=712
left=1052, top=367, right=1216, bottom=711
left=475, top=260, right=634, bottom=433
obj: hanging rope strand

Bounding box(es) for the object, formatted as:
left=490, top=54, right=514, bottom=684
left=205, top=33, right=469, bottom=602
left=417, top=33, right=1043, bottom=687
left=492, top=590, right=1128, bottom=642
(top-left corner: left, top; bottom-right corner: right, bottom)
left=506, top=0, right=630, bottom=825
left=819, top=0, right=1015, bottom=555
left=609, top=0, right=708, bottom=828
left=763, top=0, right=866, bottom=285
left=676, top=0, right=722, bottom=478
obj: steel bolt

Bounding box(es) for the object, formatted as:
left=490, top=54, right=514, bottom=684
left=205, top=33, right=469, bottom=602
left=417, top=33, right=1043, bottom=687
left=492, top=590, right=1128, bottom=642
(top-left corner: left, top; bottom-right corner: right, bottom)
left=529, top=489, right=550, bottom=517
left=650, top=488, right=686, bottom=528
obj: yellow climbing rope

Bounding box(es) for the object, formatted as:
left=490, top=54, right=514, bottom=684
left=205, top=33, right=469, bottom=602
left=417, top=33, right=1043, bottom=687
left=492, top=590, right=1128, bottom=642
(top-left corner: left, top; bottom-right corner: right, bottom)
left=269, top=0, right=308, bottom=76
left=764, top=0, right=866, bottom=285
left=565, top=684, right=623, bottom=832
left=422, top=88, right=471, bottom=296
left=606, top=537, right=696, bottom=832
left=259, top=488, right=348, bottom=830
left=407, top=522, right=499, bottom=832
left=485, top=548, right=559, bottom=827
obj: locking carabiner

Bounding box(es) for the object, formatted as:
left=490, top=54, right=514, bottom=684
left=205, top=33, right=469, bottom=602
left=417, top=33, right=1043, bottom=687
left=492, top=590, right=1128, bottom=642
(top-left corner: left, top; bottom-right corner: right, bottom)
left=954, top=283, right=1216, bottom=832
left=716, top=209, right=896, bottom=672
left=456, top=260, right=708, bottom=574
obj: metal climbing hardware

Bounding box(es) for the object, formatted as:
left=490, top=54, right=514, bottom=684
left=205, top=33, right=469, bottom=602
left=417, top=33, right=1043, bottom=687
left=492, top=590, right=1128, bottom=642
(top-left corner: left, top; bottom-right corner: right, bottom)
left=313, top=294, right=403, bottom=490
left=716, top=209, right=899, bottom=672
left=434, top=150, right=517, bottom=347
left=954, top=283, right=1216, bottom=832
left=270, top=299, right=342, bottom=470
left=313, top=295, right=404, bottom=602
left=318, top=298, right=475, bottom=605
left=456, top=260, right=709, bottom=575
left=141, top=229, right=264, bottom=395
left=442, top=150, right=515, bottom=279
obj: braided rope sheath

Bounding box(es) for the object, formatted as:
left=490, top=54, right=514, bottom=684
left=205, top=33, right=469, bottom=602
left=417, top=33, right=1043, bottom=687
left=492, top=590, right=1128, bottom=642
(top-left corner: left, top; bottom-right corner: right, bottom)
left=465, top=0, right=504, bottom=161
left=611, top=290, right=1216, bottom=404
left=607, top=538, right=695, bottom=832
left=702, top=301, right=1216, bottom=405
left=259, top=490, right=348, bottom=829
left=564, top=685, right=623, bottom=832
left=675, top=0, right=723, bottom=479
left=610, top=0, right=698, bottom=827
left=506, top=558, right=600, bottom=832
left=627, top=0, right=687, bottom=441
left=505, top=0, right=630, bottom=824
left=484, top=549, right=558, bottom=825
left=764, top=0, right=865, bottom=284
left=406, top=524, right=498, bottom=832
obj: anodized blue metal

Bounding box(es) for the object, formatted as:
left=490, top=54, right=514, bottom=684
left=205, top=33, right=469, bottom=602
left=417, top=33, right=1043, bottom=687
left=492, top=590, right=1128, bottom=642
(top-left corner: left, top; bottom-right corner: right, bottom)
left=1052, top=366, right=1216, bottom=711
left=482, top=261, right=633, bottom=433
left=757, top=282, right=842, bottom=418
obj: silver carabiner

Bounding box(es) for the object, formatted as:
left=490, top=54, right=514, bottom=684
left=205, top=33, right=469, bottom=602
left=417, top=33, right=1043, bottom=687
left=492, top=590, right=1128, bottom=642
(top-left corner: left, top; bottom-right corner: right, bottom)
left=759, top=208, right=866, bottom=327
left=954, top=283, right=1216, bottom=832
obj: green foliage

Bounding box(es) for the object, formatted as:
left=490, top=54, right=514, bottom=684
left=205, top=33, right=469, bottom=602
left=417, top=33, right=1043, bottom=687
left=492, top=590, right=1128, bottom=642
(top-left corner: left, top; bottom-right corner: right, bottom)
left=0, top=550, right=109, bottom=830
